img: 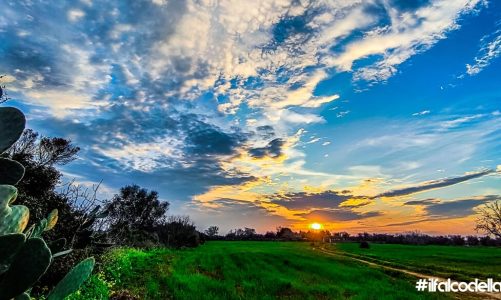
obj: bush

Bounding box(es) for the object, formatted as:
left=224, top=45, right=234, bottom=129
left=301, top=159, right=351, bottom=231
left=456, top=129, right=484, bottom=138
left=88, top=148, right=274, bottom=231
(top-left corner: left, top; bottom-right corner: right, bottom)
left=360, top=241, right=370, bottom=249
left=156, top=216, right=201, bottom=248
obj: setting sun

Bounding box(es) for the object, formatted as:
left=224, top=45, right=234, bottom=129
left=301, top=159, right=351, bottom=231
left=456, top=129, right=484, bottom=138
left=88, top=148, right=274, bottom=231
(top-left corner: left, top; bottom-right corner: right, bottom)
left=310, top=223, right=323, bottom=230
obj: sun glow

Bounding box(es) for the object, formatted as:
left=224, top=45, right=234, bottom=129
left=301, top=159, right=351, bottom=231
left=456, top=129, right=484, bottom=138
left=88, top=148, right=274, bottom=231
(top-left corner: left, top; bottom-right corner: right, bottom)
left=310, top=223, right=323, bottom=230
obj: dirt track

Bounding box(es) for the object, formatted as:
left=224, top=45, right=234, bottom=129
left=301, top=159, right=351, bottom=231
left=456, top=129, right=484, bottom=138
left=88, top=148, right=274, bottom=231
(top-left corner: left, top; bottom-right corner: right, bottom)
left=315, top=246, right=501, bottom=300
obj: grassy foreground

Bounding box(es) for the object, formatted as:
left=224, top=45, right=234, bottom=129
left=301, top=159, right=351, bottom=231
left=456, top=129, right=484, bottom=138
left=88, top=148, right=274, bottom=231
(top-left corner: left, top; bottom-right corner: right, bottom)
left=71, top=241, right=450, bottom=299
left=335, top=242, right=501, bottom=281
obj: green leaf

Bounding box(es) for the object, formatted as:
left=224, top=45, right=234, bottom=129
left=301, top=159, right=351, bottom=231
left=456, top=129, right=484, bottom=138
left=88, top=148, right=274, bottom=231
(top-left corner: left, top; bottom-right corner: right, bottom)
left=47, top=257, right=95, bottom=300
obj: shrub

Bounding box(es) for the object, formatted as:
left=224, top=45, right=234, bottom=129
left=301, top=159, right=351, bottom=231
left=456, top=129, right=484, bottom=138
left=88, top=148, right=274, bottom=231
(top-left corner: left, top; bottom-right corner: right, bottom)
left=360, top=241, right=370, bottom=249
left=156, top=216, right=201, bottom=248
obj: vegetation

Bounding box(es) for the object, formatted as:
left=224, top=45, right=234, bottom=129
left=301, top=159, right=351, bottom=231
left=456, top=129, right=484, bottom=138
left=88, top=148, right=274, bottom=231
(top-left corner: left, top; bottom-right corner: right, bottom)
left=0, top=106, right=94, bottom=299
left=335, top=242, right=501, bottom=281
left=475, top=200, right=501, bottom=238
left=104, top=184, right=169, bottom=247
left=74, top=242, right=449, bottom=300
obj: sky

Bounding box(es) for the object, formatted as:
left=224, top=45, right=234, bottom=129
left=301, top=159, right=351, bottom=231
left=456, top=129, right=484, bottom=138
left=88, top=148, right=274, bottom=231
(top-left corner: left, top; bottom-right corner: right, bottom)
left=1, top=0, right=500, bottom=235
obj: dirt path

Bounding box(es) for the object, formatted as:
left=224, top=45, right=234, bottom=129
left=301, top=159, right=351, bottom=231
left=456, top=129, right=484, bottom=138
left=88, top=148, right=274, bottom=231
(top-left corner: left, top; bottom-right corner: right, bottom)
left=315, top=247, right=501, bottom=300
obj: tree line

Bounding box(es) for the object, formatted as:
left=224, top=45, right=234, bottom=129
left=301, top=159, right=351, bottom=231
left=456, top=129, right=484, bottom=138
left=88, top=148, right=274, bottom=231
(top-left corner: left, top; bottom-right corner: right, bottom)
left=204, top=227, right=501, bottom=246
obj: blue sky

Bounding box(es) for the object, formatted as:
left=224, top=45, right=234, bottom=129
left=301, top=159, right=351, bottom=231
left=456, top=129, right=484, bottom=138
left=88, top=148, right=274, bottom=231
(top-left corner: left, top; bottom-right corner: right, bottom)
left=1, top=0, right=500, bottom=234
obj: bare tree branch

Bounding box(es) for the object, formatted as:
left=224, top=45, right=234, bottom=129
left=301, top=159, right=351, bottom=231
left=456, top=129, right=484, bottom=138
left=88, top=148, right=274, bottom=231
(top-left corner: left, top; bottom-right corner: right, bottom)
left=475, top=200, right=501, bottom=238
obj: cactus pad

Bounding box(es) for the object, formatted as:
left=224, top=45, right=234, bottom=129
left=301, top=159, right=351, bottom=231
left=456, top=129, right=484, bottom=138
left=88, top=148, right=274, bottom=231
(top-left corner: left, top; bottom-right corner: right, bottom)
left=0, top=184, right=18, bottom=209
left=0, top=233, right=25, bottom=274
left=0, top=185, right=30, bottom=235
left=0, top=205, right=29, bottom=235
left=31, top=218, right=47, bottom=238
left=46, top=209, right=58, bottom=231
left=0, top=107, right=26, bottom=153
left=14, top=293, right=31, bottom=300
left=47, top=257, right=95, bottom=300
left=0, top=238, right=52, bottom=300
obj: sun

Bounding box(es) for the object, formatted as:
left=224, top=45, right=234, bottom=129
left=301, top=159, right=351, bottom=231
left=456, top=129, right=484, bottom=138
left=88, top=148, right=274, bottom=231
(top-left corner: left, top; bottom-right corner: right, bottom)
left=310, top=223, right=323, bottom=230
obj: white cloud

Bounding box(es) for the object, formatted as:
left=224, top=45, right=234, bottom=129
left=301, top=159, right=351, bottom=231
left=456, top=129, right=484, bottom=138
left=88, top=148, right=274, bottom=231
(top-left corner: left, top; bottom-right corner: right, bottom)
left=67, top=9, right=85, bottom=22
left=439, top=114, right=485, bottom=130
left=412, top=110, right=431, bottom=116
left=306, top=137, right=321, bottom=144
left=328, top=0, right=483, bottom=82
left=466, top=28, right=501, bottom=75
left=94, top=136, right=184, bottom=172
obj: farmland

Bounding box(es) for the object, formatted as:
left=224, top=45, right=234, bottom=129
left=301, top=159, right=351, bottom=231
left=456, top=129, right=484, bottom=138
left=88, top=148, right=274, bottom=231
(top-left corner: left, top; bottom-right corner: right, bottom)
left=72, top=241, right=457, bottom=299
left=333, top=242, right=501, bottom=282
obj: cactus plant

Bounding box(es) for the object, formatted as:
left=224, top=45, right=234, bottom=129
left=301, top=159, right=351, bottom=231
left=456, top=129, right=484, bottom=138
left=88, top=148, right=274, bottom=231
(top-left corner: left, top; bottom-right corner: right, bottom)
left=0, top=185, right=30, bottom=235
left=0, top=233, right=25, bottom=274
left=0, top=107, right=25, bottom=153
left=0, top=106, right=95, bottom=299
left=0, top=238, right=52, bottom=300
left=47, top=257, right=95, bottom=300
left=46, top=209, right=58, bottom=231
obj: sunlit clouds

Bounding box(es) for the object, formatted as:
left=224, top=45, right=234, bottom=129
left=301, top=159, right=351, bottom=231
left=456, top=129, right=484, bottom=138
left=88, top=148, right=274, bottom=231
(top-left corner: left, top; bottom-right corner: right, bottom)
left=1, top=0, right=500, bottom=233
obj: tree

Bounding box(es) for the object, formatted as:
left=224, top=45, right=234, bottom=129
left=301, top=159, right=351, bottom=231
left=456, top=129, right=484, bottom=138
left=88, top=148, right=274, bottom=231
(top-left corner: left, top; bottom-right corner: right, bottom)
left=276, top=227, right=295, bottom=240
left=5, top=129, right=82, bottom=241
left=475, top=200, right=501, bottom=238
left=7, top=129, right=80, bottom=167
left=204, top=225, right=219, bottom=238
left=156, top=216, right=200, bottom=248
left=104, top=185, right=169, bottom=244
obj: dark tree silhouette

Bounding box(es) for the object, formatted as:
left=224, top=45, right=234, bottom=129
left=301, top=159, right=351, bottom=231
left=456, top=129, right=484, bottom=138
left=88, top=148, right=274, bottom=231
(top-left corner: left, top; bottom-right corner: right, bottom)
left=104, top=185, right=169, bottom=245
left=204, top=225, right=219, bottom=237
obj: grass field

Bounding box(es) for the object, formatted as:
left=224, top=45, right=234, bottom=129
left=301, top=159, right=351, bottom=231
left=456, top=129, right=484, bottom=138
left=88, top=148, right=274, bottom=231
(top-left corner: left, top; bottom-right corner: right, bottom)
left=71, top=241, right=451, bottom=299
left=334, top=242, right=501, bottom=282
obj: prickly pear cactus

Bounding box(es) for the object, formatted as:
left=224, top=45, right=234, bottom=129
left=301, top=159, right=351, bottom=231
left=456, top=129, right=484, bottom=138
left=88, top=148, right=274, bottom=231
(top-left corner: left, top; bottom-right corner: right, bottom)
left=47, top=257, right=95, bottom=300
left=0, top=233, right=25, bottom=273
left=0, top=107, right=25, bottom=153
left=0, top=238, right=52, bottom=300
left=46, top=209, right=58, bottom=231
left=0, top=105, right=94, bottom=299
left=0, top=185, right=29, bottom=235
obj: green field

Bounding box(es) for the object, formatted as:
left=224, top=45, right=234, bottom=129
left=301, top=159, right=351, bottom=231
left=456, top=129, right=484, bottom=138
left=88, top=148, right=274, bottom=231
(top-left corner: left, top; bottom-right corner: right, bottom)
left=334, top=242, right=501, bottom=282
left=72, top=241, right=452, bottom=299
